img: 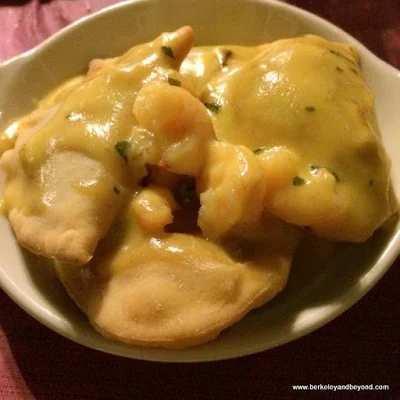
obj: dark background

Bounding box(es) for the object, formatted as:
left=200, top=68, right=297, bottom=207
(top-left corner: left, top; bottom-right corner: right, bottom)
left=0, top=1, right=399, bottom=399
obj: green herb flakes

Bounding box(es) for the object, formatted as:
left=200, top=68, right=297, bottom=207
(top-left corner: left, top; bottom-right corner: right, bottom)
left=305, top=106, right=316, bottom=112
left=369, top=179, right=374, bottom=186
left=293, top=176, right=306, bottom=186
left=114, top=141, right=131, bottom=162
left=161, top=46, right=175, bottom=59
left=204, top=102, right=222, bottom=113
left=167, top=77, right=181, bottom=87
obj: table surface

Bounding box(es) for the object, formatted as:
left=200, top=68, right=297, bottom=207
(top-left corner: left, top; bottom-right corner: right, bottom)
left=0, top=1, right=399, bottom=399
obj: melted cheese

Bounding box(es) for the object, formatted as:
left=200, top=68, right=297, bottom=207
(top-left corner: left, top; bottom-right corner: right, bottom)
left=181, top=35, right=397, bottom=241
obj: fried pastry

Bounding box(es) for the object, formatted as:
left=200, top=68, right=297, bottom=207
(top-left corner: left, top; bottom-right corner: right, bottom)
left=0, top=27, right=194, bottom=264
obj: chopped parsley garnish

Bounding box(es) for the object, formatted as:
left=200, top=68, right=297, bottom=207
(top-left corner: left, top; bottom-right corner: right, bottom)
left=161, top=46, right=175, bottom=59
left=310, top=165, right=340, bottom=182
left=114, top=141, right=131, bottom=163
left=253, top=147, right=266, bottom=155
left=305, top=106, right=316, bottom=112
left=293, top=176, right=306, bottom=186
left=204, top=102, right=222, bottom=113
left=167, top=77, right=181, bottom=87
left=336, top=66, right=344, bottom=72
left=113, top=186, right=120, bottom=195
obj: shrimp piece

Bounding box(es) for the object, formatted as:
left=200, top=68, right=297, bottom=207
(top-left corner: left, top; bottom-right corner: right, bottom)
left=197, top=142, right=266, bottom=239
left=131, top=185, right=178, bottom=233
left=258, top=146, right=348, bottom=234
left=133, top=81, right=215, bottom=177
left=256, top=146, right=301, bottom=194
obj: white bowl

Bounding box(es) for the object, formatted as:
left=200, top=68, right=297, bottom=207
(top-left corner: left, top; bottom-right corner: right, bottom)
left=1, top=0, right=399, bottom=362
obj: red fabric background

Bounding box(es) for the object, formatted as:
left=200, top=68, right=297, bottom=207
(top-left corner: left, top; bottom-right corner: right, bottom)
left=0, top=1, right=399, bottom=398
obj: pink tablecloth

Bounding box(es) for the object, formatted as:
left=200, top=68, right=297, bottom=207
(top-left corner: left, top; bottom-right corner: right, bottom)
left=1, top=1, right=399, bottom=399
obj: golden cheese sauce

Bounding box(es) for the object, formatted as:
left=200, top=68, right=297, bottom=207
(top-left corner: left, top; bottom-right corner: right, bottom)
left=181, top=36, right=397, bottom=242
left=56, top=183, right=299, bottom=348
left=0, top=28, right=397, bottom=348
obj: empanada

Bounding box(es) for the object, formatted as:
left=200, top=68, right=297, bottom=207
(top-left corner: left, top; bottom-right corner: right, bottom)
left=0, top=27, right=194, bottom=264
left=56, top=188, right=299, bottom=348
left=183, top=35, right=397, bottom=241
